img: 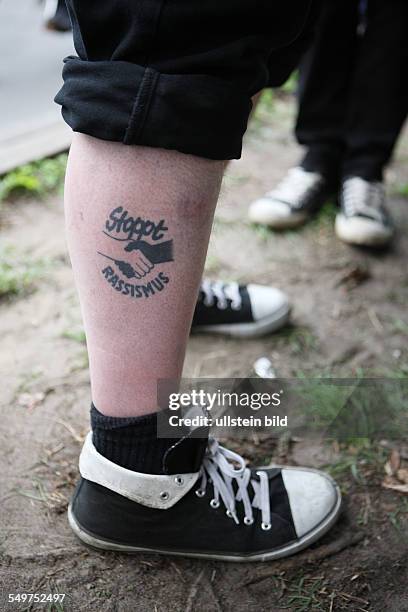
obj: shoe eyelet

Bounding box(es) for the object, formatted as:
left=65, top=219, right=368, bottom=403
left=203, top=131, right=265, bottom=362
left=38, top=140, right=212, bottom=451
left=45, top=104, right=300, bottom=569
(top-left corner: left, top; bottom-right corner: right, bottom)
left=195, top=489, right=205, bottom=498
left=174, top=476, right=184, bottom=486
left=261, top=522, right=271, bottom=531
left=226, top=510, right=233, bottom=518
left=210, top=499, right=220, bottom=509
left=244, top=516, right=254, bottom=525
left=160, top=491, right=170, bottom=501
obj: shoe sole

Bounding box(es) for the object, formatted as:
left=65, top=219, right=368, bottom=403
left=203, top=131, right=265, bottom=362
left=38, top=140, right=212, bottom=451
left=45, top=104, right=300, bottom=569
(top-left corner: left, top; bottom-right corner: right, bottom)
left=249, top=212, right=310, bottom=230
left=248, top=189, right=337, bottom=230
left=335, top=214, right=393, bottom=247
left=67, top=478, right=342, bottom=563
left=191, top=303, right=290, bottom=339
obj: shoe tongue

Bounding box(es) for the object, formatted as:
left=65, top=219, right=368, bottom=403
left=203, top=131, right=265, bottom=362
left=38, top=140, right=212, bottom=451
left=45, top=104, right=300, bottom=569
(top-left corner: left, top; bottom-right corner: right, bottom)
left=162, top=427, right=208, bottom=475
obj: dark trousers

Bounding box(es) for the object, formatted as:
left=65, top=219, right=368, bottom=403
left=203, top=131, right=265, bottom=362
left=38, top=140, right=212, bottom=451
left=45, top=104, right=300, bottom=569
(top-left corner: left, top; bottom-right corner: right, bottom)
left=296, top=0, right=408, bottom=181
left=57, top=0, right=314, bottom=160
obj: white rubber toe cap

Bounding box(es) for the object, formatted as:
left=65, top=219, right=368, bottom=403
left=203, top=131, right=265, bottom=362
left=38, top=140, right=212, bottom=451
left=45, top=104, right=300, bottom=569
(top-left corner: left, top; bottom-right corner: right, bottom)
left=282, top=468, right=340, bottom=538
left=248, top=197, right=308, bottom=228
left=335, top=213, right=393, bottom=246
left=247, top=284, right=290, bottom=323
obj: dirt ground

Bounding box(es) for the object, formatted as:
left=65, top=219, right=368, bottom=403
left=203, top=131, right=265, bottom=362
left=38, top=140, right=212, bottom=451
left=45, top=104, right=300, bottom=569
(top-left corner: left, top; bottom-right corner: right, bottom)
left=1, top=97, right=408, bottom=611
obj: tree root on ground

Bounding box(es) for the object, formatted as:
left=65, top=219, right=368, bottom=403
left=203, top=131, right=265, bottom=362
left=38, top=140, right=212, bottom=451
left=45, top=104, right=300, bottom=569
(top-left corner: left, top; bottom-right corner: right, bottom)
left=243, top=531, right=365, bottom=586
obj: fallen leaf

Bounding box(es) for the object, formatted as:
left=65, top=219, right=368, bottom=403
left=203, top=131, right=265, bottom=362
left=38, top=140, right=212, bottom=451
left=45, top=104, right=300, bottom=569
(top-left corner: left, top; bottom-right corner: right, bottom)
left=335, top=264, right=370, bottom=290
left=390, top=449, right=401, bottom=472
left=18, top=392, right=45, bottom=410
left=382, top=474, right=408, bottom=494
left=384, top=449, right=401, bottom=476
left=382, top=481, right=408, bottom=494
left=397, top=468, right=408, bottom=484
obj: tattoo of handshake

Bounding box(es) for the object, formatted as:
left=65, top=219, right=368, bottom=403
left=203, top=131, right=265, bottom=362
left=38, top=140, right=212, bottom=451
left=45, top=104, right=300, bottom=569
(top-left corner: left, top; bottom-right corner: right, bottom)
left=98, top=206, right=174, bottom=299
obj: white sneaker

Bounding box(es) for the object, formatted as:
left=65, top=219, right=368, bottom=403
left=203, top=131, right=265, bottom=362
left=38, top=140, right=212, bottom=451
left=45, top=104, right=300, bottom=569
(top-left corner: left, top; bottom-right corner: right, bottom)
left=335, top=177, right=394, bottom=247
left=248, top=167, right=334, bottom=229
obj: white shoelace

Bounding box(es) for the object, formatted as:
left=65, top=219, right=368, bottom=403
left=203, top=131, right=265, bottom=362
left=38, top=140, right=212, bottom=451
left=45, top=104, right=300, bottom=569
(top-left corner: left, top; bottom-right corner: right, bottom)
left=267, top=167, right=323, bottom=209
left=200, top=280, right=242, bottom=311
left=342, top=177, right=386, bottom=222
left=195, top=438, right=272, bottom=530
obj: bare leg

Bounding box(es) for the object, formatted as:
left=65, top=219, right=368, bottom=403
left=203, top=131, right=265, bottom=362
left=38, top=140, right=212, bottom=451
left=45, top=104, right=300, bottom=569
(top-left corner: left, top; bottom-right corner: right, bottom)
left=65, top=134, right=224, bottom=417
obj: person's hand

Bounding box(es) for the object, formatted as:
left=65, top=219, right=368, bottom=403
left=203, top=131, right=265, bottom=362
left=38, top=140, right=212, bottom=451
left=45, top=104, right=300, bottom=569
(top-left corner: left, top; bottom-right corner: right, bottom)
left=124, top=239, right=174, bottom=264
left=124, top=251, right=154, bottom=279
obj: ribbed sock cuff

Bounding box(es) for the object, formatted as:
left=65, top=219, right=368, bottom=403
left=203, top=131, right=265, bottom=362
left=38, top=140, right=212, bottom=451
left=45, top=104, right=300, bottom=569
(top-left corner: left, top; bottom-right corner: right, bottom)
left=90, top=404, right=181, bottom=475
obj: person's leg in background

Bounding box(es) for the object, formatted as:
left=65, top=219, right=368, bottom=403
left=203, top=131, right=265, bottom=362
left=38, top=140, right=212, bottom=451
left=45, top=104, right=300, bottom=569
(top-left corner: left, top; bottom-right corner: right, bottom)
left=296, top=0, right=359, bottom=181
left=249, top=0, right=359, bottom=229
left=342, top=0, right=408, bottom=182
left=335, top=0, right=408, bottom=247
left=57, top=0, right=341, bottom=560
left=43, top=0, right=71, bottom=32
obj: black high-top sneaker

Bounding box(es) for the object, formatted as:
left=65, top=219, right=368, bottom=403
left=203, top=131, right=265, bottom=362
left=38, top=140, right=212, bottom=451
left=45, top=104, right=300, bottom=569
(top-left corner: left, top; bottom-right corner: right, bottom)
left=248, top=167, right=335, bottom=229
left=191, top=280, right=290, bottom=338
left=68, top=433, right=342, bottom=562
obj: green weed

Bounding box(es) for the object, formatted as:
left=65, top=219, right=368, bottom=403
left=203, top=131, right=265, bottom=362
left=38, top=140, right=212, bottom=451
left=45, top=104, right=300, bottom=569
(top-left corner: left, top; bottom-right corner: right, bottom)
left=0, top=154, right=67, bottom=202
left=395, top=183, right=408, bottom=198
left=390, top=317, right=408, bottom=335
left=0, top=246, right=48, bottom=298
left=310, top=200, right=338, bottom=230
left=280, top=573, right=328, bottom=611
left=62, top=328, right=86, bottom=344
left=276, top=325, right=319, bottom=355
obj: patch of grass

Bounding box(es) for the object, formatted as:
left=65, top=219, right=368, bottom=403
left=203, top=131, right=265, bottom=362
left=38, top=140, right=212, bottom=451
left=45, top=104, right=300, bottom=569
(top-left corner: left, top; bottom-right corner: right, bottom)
left=0, top=245, right=48, bottom=298
left=395, top=182, right=408, bottom=198
left=374, top=360, right=408, bottom=378
left=95, top=589, right=113, bottom=599
left=69, top=350, right=89, bottom=372
left=250, top=89, right=276, bottom=132
left=387, top=499, right=408, bottom=534
left=385, top=289, right=407, bottom=305
left=47, top=604, right=64, bottom=612
left=280, top=70, right=299, bottom=95
left=292, top=378, right=354, bottom=434
left=310, top=200, right=338, bottom=230
left=292, top=377, right=408, bottom=443
left=222, top=171, right=250, bottom=189
left=280, top=573, right=328, bottom=611
left=255, top=88, right=276, bottom=115
left=325, top=441, right=388, bottom=483
left=0, top=153, right=67, bottom=202
left=251, top=223, right=274, bottom=243
left=204, top=253, right=222, bottom=274
left=16, top=367, right=44, bottom=394
left=212, top=216, right=240, bottom=231
left=62, top=328, right=86, bottom=344
left=389, top=317, right=408, bottom=335
left=276, top=325, right=319, bottom=355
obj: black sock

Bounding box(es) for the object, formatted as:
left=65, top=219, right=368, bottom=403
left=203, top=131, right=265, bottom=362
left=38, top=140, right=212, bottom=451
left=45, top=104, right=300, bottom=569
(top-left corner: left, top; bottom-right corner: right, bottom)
left=90, top=404, right=207, bottom=475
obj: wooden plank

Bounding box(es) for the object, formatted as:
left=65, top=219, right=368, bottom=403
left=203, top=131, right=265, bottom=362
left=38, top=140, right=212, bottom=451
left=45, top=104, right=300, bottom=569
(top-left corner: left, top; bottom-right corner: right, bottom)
left=0, top=122, right=72, bottom=175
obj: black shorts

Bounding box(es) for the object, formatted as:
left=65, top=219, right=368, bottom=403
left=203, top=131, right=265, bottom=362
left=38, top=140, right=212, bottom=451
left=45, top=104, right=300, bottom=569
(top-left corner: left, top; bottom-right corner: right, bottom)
left=55, top=0, right=316, bottom=160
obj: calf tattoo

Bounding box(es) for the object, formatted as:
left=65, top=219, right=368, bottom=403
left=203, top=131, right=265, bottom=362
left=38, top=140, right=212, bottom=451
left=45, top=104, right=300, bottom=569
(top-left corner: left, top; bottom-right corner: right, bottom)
left=98, top=207, right=174, bottom=299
